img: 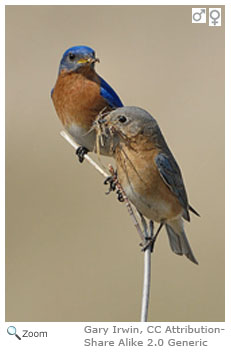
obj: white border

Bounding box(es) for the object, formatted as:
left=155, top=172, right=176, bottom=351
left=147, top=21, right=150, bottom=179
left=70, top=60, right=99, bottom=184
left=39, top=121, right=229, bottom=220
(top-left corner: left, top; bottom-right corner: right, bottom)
left=0, top=0, right=5, bottom=329
left=1, top=0, right=229, bottom=4
left=1, top=1, right=230, bottom=354
left=225, top=2, right=230, bottom=324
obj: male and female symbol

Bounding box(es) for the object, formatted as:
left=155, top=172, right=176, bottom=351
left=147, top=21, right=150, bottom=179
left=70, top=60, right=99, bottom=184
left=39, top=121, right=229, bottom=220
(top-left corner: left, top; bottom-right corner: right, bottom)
left=192, top=7, right=221, bottom=26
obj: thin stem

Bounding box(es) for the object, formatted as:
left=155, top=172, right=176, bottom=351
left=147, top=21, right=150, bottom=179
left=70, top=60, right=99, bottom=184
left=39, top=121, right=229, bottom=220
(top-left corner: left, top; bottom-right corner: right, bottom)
left=139, top=215, right=152, bottom=322
left=141, top=245, right=152, bottom=322
left=60, top=130, right=108, bottom=178
left=108, top=164, right=145, bottom=245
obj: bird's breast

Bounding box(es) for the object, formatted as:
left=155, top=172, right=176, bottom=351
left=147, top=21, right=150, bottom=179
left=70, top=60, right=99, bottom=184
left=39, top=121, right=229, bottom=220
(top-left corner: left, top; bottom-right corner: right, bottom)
left=52, top=71, right=109, bottom=130
left=116, top=146, right=183, bottom=222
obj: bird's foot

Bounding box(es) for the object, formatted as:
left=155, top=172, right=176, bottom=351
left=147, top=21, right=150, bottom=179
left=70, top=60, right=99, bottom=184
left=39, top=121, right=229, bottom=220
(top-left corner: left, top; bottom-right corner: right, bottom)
left=104, top=173, right=124, bottom=202
left=104, top=175, right=117, bottom=193
left=116, top=189, right=125, bottom=202
left=140, top=237, right=156, bottom=253
left=76, top=146, right=89, bottom=163
left=139, top=219, right=163, bottom=253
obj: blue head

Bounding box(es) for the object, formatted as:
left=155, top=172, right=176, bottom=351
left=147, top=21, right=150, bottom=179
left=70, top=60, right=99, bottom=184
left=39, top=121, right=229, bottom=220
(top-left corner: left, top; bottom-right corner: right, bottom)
left=58, top=45, right=99, bottom=74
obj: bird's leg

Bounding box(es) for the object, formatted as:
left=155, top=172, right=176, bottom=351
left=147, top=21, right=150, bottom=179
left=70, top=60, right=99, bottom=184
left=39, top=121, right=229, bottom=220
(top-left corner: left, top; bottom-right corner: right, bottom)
left=104, top=169, right=124, bottom=202
left=138, top=212, right=155, bottom=252
left=104, top=173, right=117, bottom=194
left=138, top=213, right=159, bottom=252
left=138, top=212, right=149, bottom=240
left=116, top=189, right=125, bottom=202
left=76, top=146, right=89, bottom=163
left=142, top=222, right=164, bottom=252
left=149, top=220, right=154, bottom=240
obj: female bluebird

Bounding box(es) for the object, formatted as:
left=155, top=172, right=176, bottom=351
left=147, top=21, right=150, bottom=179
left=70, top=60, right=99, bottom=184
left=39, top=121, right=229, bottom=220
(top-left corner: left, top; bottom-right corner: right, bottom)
left=97, top=106, right=199, bottom=264
left=51, top=46, right=123, bottom=162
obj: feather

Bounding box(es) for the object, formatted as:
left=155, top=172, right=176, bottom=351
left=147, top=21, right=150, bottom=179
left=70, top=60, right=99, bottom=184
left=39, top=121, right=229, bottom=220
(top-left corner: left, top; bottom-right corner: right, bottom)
left=100, top=77, right=123, bottom=108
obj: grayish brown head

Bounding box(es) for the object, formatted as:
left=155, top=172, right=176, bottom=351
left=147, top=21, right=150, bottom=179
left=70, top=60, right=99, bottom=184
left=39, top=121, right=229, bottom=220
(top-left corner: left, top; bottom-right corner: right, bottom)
left=97, top=106, right=159, bottom=141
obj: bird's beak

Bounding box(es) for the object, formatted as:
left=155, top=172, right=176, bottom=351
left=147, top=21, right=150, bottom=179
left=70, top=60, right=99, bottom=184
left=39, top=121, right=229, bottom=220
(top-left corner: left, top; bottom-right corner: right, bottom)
left=99, top=118, right=116, bottom=133
left=77, top=57, right=100, bottom=64
left=89, top=57, right=100, bottom=64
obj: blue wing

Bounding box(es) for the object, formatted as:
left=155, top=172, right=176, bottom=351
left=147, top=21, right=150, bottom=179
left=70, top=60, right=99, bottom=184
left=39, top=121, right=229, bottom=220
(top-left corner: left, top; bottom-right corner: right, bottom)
left=100, top=77, right=123, bottom=108
left=155, top=153, right=190, bottom=221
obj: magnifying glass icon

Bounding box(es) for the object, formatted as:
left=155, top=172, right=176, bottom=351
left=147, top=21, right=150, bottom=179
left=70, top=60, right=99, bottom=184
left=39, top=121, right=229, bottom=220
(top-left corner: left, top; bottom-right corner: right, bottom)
left=7, top=326, right=21, bottom=340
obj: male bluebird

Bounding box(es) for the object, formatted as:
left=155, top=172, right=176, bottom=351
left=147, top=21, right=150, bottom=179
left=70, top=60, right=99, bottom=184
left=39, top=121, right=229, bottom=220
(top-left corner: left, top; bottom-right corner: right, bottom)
left=51, top=45, right=123, bottom=162
left=97, top=106, right=199, bottom=264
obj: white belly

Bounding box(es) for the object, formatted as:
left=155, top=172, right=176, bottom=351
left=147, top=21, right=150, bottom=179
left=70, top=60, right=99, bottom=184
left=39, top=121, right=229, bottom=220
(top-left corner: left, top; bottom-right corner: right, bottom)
left=67, top=123, right=118, bottom=156
left=67, top=124, right=96, bottom=151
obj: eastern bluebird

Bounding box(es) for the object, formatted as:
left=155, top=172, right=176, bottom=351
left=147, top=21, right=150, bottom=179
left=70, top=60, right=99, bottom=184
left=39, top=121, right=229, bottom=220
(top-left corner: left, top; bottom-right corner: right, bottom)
left=96, top=106, right=199, bottom=264
left=51, top=45, right=123, bottom=162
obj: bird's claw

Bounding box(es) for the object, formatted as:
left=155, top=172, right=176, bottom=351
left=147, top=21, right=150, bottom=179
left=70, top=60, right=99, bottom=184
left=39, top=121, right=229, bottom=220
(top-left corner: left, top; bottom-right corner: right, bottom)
left=76, top=146, right=89, bottom=163
left=116, top=190, right=124, bottom=202
left=104, top=176, right=117, bottom=193
left=140, top=237, right=155, bottom=252
left=104, top=174, right=124, bottom=202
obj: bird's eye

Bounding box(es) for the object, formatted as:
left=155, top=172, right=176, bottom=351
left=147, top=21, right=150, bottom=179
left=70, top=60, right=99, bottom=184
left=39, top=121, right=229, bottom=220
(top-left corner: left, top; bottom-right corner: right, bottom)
left=68, top=53, right=75, bottom=61
left=118, top=115, right=127, bottom=123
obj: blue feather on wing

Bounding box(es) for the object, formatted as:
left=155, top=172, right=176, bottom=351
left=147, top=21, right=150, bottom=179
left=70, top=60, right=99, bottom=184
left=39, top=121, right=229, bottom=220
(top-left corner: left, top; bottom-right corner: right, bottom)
left=100, top=77, right=123, bottom=108
left=155, top=153, right=190, bottom=221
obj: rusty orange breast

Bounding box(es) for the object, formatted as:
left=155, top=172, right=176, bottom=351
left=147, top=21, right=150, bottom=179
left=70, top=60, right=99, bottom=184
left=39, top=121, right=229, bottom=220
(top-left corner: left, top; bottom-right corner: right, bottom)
left=52, top=70, right=110, bottom=130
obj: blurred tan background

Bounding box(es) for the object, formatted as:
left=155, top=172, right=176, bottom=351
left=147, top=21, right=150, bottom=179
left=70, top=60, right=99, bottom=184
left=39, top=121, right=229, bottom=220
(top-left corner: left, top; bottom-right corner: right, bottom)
left=6, top=5, right=224, bottom=322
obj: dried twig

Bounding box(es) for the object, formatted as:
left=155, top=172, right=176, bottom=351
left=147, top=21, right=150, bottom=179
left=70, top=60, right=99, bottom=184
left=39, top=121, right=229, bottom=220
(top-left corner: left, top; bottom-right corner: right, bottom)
left=60, top=131, right=107, bottom=178
left=107, top=164, right=145, bottom=245
left=141, top=244, right=152, bottom=321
